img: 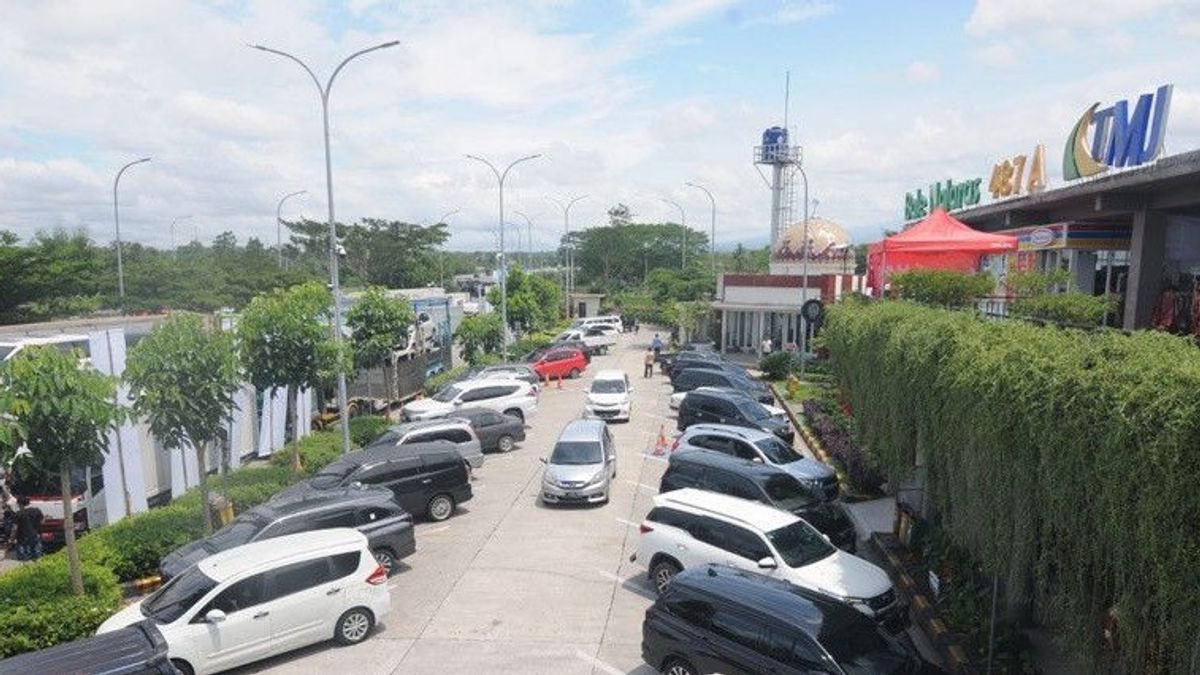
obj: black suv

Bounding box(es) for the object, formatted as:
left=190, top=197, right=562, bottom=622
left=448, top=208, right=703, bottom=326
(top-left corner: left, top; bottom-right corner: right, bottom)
left=160, top=485, right=415, bottom=579
left=661, top=450, right=856, bottom=551
left=448, top=406, right=526, bottom=453
left=677, top=388, right=793, bottom=442
left=275, top=441, right=472, bottom=522
left=672, top=368, right=773, bottom=405
left=0, top=620, right=174, bottom=674
left=642, top=565, right=944, bottom=675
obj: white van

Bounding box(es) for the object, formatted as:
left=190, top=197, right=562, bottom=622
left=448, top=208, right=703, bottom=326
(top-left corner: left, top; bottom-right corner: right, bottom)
left=97, top=529, right=390, bottom=675
left=584, top=369, right=633, bottom=422
left=572, top=315, right=621, bottom=330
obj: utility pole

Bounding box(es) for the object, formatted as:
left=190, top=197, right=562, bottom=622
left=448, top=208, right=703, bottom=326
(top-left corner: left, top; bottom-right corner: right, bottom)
left=549, top=195, right=587, bottom=317
left=660, top=197, right=687, bottom=269
left=113, top=157, right=151, bottom=311
left=275, top=190, right=307, bottom=266
left=686, top=181, right=717, bottom=278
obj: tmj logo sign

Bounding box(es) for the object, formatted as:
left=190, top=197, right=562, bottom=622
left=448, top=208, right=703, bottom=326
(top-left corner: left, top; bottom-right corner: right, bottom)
left=1063, top=85, right=1173, bottom=180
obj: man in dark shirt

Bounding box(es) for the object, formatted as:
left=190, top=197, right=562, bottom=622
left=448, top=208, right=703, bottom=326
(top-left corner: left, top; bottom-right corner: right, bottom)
left=13, top=496, right=43, bottom=561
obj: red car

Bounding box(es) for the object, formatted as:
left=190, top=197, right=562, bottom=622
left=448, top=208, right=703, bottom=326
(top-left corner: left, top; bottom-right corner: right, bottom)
left=532, top=347, right=587, bottom=380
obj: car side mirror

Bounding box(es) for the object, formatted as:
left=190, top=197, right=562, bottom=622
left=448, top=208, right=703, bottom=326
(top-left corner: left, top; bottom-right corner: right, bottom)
left=205, top=609, right=227, bottom=623
left=757, top=557, right=777, bottom=570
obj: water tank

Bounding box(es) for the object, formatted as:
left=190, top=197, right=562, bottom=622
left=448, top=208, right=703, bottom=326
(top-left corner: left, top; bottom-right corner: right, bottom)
left=760, top=126, right=789, bottom=161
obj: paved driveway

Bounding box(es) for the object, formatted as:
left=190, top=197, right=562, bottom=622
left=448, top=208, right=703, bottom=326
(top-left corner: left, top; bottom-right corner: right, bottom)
left=244, top=332, right=670, bottom=674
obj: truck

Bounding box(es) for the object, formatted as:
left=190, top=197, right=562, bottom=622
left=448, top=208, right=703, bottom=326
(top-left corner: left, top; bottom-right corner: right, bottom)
left=552, top=326, right=616, bottom=355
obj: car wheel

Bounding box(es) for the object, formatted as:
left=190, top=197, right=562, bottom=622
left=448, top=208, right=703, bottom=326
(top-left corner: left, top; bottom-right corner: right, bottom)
left=569, top=368, right=581, bottom=379
left=427, top=493, right=455, bottom=522
left=171, top=659, right=195, bottom=675
left=503, top=408, right=525, bottom=423
left=334, top=607, right=375, bottom=646
left=372, top=548, right=397, bottom=577
left=663, top=657, right=698, bottom=675
left=650, top=559, right=681, bottom=595
left=497, top=435, right=516, bottom=453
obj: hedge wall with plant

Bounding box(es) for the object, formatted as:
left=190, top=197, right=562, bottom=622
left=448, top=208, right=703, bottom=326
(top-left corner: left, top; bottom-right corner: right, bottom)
left=821, top=299, right=1200, bottom=672
left=0, top=430, right=345, bottom=658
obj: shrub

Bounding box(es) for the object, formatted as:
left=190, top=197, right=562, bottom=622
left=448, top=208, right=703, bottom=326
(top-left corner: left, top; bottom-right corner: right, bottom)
left=349, top=415, right=390, bottom=447
left=426, top=365, right=467, bottom=395
left=81, top=504, right=204, bottom=580
left=0, top=557, right=122, bottom=658
left=1011, top=291, right=1112, bottom=326
left=759, top=351, right=793, bottom=380
left=269, top=430, right=343, bottom=475
left=890, top=269, right=993, bottom=308
left=801, top=399, right=884, bottom=494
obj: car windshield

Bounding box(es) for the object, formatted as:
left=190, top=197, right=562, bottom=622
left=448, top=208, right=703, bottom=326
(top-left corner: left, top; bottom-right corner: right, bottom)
left=309, top=464, right=354, bottom=489
left=766, top=520, right=835, bottom=568
left=735, top=399, right=771, bottom=421
left=550, top=441, right=603, bottom=465
left=591, top=379, right=626, bottom=394
left=432, top=385, right=462, bottom=403
left=763, top=475, right=818, bottom=511
left=756, top=436, right=802, bottom=463
left=205, top=515, right=267, bottom=551
left=141, top=566, right=218, bottom=624
left=823, top=623, right=912, bottom=675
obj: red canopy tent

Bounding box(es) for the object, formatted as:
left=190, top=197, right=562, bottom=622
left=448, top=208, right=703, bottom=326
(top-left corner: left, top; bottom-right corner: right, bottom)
left=867, top=207, right=1017, bottom=295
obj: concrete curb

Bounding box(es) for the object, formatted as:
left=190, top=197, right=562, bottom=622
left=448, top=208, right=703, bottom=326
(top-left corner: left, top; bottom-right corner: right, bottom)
left=870, top=532, right=977, bottom=675
left=122, top=574, right=163, bottom=598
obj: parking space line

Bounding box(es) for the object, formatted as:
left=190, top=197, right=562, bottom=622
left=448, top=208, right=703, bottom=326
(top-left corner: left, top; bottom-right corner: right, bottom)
left=614, top=517, right=638, bottom=528
left=641, top=454, right=668, bottom=464
left=624, top=479, right=656, bottom=492
left=421, top=525, right=451, bottom=535
left=574, top=649, right=624, bottom=675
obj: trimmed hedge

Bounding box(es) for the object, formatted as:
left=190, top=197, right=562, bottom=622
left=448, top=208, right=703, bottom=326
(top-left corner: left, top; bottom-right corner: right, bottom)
left=0, top=557, right=121, bottom=658
left=348, top=415, right=390, bottom=447
left=822, top=299, right=1200, bottom=672
left=270, top=430, right=344, bottom=476
left=758, top=351, right=793, bottom=380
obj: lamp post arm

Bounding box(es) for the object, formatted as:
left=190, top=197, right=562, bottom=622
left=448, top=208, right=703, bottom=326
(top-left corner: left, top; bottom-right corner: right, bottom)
left=326, top=41, right=401, bottom=95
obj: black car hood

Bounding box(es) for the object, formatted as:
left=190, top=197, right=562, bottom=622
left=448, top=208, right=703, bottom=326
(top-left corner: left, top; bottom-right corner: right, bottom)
left=794, top=501, right=852, bottom=534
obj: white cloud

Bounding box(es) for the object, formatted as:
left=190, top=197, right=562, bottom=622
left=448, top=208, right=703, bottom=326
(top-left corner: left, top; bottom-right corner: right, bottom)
left=966, top=0, right=1180, bottom=35
left=741, top=1, right=835, bottom=26
left=973, top=41, right=1019, bottom=68
left=905, top=61, right=940, bottom=83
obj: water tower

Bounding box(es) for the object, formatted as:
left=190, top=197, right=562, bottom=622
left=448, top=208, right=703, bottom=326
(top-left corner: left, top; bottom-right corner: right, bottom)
left=754, top=125, right=801, bottom=246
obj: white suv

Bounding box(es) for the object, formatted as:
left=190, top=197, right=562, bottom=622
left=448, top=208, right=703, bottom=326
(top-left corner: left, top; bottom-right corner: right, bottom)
left=404, top=378, right=538, bottom=423
left=631, top=489, right=901, bottom=624
left=584, top=369, right=632, bottom=422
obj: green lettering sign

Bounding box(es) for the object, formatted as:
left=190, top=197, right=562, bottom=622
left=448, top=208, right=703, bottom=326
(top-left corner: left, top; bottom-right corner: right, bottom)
left=905, top=178, right=982, bottom=220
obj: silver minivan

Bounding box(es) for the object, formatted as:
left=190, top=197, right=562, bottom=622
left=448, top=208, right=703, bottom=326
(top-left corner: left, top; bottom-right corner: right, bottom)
left=540, top=419, right=616, bottom=505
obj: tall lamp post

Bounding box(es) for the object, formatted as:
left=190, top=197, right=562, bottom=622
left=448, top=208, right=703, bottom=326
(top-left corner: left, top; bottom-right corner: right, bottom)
left=275, top=189, right=307, bottom=266
left=514, top=210, right=535, bottom=269
left=432, top=208, right=459, bottom=289
left=113, top=157, right=151, bottom=311
left=659, top=197, right=687, bottom=269
left=794, top=163, right=811, bottom=375
left=548, top=194, right=587, bottom=317
left=685, top=181, right=716, bottom=278
left=251, top=39, right=400, bottom=455
left=466, top=153, right=542, bottom=362
left=170, top=215, right=192, bottom=260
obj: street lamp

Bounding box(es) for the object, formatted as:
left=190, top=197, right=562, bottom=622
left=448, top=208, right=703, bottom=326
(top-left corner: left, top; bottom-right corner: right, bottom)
left=548, top=195, right=587, bottom=317
left=659, top=197, right=687, bottom=269
left=275, top=190, right=307, bottom=266
left=793, top=163, right=811, bottom=375
left=466, top=153, right=542, bottom=362
left=432, top=208, right=459, bottom=289
left=251, top=39, right=400, bottom=455
left=170, top=215, right=192, bottom=260
left=113, top=157, right=151, bottom=310
left=642, top=241, right=651, bottom=283
left=514, top=210, right=535, bottom=268
left=685, top=181, right=716, bottom=278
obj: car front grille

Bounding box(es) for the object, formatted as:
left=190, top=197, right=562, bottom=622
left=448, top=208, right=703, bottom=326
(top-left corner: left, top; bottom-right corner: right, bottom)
left=867, top=589, right=896, bottom=611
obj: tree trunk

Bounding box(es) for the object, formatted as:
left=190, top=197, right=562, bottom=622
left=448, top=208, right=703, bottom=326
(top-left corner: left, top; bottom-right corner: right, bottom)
left=287, top=385, right=301, bottom=473
left=59, top=465, right=84, bottom=595
left=196, top=442, right=213, bottom=535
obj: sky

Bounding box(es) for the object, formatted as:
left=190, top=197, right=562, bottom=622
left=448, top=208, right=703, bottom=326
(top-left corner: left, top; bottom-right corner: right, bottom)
left=2, top=0, right=1200, bottom=252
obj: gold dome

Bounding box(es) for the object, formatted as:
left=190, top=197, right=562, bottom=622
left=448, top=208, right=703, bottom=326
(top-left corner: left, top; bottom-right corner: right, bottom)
left=773, top=216, right=852, bottom=259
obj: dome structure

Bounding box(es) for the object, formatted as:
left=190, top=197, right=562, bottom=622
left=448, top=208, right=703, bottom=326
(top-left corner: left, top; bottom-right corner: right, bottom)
left=772, top=216, right=853, bottom=261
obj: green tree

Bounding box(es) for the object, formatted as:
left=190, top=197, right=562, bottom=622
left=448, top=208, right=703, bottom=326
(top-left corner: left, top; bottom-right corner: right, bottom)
left=570, top=219, right=709, bottom=292
left=486, top=267, right=563, bottom=334
left=2, top=347, right=123, bottom=594
left=125, top=315, right=241, bottom=535
left=346, top=287, right=414, bottom=398
left=890, top=269, right=993, bottom=308
left=455, top=313, right=503, bottom=365
left=238, top=283, right=346, bottom=470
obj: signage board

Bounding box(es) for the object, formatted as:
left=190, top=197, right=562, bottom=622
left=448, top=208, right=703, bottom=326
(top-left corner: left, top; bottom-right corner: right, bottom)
left=905, top=178, right=982, bottom=220
left=989, top=145, right=1047, bottom=199
left=1063, top=84, right=1173, bottom=180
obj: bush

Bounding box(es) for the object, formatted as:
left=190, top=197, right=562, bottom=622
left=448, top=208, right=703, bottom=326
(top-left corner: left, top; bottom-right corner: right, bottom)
left=890, top=269, right=993, bottom=308
left=801, top=398, right=884, bottom=494
left=268, top=430, right=343, bottom=475
left=1012, top=291, right=1112, bottom=326
left=349, top=415, right=390, bottom=447
left=426, top=365, right=467, bottom=394
left=0, top=557, right=122, bottom=658
left=759, top=351, right=793, bottom=380
left=822, top=299, right=1200, bottom=672
left=79, top=504, right=204, bottom=581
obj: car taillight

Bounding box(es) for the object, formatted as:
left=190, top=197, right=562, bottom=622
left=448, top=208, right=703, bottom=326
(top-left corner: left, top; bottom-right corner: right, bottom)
left=639, top=522, right=653, bottom=534
left=670, top=438, right=680, bottom=451
left=366, top=563, right=389, bottom=585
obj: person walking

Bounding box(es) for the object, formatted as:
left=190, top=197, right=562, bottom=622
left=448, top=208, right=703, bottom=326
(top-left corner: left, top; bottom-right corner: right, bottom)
left=760, top=336, right=773, bottom=355
left=643, top=348, right=656, bottom=378
left=13, top=496, right=43, bottom=561
left=651, top=333, right=664, bottom=357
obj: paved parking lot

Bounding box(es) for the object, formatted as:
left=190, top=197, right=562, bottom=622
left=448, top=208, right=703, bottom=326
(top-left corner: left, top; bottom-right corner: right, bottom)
left=245, top=332, right=671, bottom=675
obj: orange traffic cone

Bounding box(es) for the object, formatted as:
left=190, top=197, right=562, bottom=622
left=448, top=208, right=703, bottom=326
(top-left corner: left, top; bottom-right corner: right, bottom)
left=652, top=425, right=669, bottom=456
left=556, top=373, right=563, bottom=390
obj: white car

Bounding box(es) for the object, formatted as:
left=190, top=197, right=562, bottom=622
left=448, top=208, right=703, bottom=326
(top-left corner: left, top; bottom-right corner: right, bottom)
left=405, top=378, right=538, bottom=423
left=584, top=369, right=632, bottom=422
left=670, top=389, right=787, bottom=418
left=97, top=529, right=390, bottom=675
left=631, top=489, right=900, bottom=623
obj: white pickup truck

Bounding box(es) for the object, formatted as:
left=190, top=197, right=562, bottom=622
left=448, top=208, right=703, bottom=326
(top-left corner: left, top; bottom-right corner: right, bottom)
left=553, top=326, right=617, bottom=355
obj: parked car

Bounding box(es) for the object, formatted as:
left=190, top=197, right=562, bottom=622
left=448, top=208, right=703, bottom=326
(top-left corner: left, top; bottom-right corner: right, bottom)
left=97, top=529, right=391, bottom=675
left=661, top=450, right=856, bottom=551
left=0, top=619, right=175, bottom=675
left=672, top=368, right=773, bottom=405
left=540, top=419, right=617, bottom=505
left=642, top=565, right=941, bottom=675
left=404, top=378, right=538, bottom=424
left=472, top=363, right=541, bottom=389
left=673, top=424, right=836, bottom=500
left=553, top=327, right=616, bottom=355
left=159, top=485, right=415, bottom=580
left=365, top=418, right=484, bottom=470
left=677, top=387, right=794, bottom=443
left=531, top=347, right=588, bottom=381
left=632, top=489, right=903, bottom=629
left=666, top=356, right=747, bottom=381
left=275, top=442, right=472, bottom=522
left=584, top=369, right=633, bottom=422
left=522, top=340, right=591, bottom=364
left=571, top=315, right=622, bottom=330
left=670, top=387, right=787, bottom=417
left=448, top=406, right=526, bottom=453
